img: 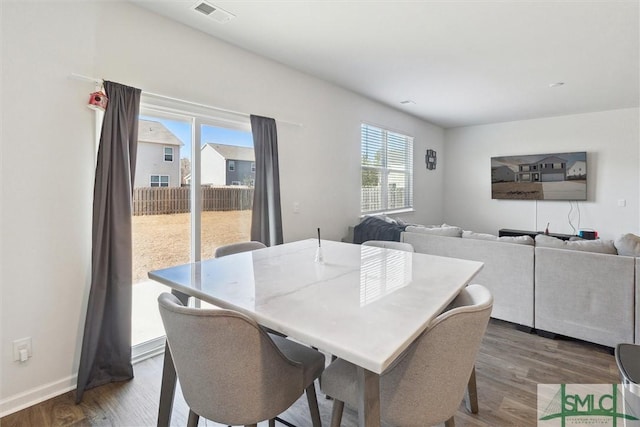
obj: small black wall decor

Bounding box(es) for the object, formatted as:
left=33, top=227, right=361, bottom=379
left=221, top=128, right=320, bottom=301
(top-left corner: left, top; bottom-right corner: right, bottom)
left=426, top=149, right=437, bottom=170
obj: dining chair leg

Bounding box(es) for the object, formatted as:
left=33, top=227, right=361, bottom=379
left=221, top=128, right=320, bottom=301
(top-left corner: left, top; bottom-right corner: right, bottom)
left=268, top=419, right=276, bottom=427
left=330, top=399, right=345, bottom=427
left=324, top=354, right=339, bottom=400
left=187, top=409, right=199, bottom=427
left=465, top=365, right=479, bottom=414
left=444, top=416, right=456, bottom=427
left=306, top=382, right=322, bottom=427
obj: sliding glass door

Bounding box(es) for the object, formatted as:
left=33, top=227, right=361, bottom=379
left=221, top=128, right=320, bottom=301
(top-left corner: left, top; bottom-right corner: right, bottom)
left=131, top=102, right=253, bottom=355
left=131, top=108, right=193, bottom=355
left=198, top=122, right=254, bottom=260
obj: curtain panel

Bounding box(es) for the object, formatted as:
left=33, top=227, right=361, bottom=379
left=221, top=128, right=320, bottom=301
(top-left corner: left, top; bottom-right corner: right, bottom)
left=76, top=81, right=141, bottom=402
left=250, top=115, right=283, bottom=246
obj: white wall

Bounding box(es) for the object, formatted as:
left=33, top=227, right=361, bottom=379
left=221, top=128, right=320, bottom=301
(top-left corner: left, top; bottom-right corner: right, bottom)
left=443, top=108, right=640, bottom=241
left=1, top=1, right=98, bottom=415
left=201, top=145, right=226, bottom=186
left=135, top=142, right=181, bottom=188
left=91, top=2, right=445, bottom=237
left=0, top=1, right=444, bottom=414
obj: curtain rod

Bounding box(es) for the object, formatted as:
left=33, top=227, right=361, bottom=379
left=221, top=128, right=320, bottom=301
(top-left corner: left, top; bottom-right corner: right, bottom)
left=70, top=73, right=303, bottom=127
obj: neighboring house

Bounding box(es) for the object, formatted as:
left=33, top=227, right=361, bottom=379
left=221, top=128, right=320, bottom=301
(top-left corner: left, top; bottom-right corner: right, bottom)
left=566, top=160, right=587, bottom=179
left=135, top=119, right=183, bottom=188
left=491, top=165, right=516, bottom=183
left=200, top=143, right=255, bottom=186
left=516, top=156, right=567, bottom=183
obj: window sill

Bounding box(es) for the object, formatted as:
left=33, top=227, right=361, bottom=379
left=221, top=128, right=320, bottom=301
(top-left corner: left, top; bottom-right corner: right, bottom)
left=361, top=208, right=415, bottom=217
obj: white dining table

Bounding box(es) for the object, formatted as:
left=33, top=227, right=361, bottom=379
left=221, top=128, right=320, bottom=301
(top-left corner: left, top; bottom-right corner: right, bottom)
left=149, top=239, right=483, bottom=427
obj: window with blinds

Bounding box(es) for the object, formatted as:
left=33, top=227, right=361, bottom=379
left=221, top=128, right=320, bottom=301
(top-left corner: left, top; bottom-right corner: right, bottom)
left=361, top=123, right=413, bottom=214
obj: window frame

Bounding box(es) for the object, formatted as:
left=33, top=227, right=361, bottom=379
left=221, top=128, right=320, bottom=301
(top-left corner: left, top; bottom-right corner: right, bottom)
left=150, top=174, right=170, bottom=187
left=360, top=123, right=414, bottom=215
left=163, top=146, right=174, bottom=162
left=140, top=100, right=252, bottom=262
left=228, top=160, right=236, bottom=172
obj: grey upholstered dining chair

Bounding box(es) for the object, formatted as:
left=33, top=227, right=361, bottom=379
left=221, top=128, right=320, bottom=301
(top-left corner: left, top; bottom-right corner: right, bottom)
left=363, top=238, right=479, bottom=414
left=213, top=240, right=286, bottom=337
left=321, top=284, right=493, bottom=427
left=361, top=240, right=415, bottom=252
left=215, top=241, right=267, bottom=258
left=158, top=293, right=324, bottom=427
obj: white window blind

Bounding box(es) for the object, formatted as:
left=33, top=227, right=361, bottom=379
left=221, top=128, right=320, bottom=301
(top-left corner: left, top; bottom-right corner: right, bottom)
left=361, top=123, right=413, bottom=214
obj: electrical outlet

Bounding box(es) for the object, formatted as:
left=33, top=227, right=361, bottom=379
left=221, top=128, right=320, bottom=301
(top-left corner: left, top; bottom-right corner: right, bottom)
left=13, top=337, right=32, bottom=362
left=293, top=202, right=300, bottom=214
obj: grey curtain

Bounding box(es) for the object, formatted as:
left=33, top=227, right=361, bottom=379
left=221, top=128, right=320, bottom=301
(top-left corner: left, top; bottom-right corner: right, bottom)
left=76, top=81, right=141, bottom=403
left=250, top=115, right=283, bottom=246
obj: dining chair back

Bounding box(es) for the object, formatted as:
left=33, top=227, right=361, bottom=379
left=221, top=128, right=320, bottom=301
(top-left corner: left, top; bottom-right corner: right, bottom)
left=615, top=343, right=640, bottom=422
left=214, top=241, right=267, bottom=258
left=321, top=284, right=492, bottom=427
left=362, top=240, right=415, bottom=252
left=158, top=292, right=324, bottom=427
left=214, top=239, right=286, bottom=338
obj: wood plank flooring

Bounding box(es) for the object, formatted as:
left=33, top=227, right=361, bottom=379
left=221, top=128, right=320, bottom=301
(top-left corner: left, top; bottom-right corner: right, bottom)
left=1, top=320, right=621, bottom=427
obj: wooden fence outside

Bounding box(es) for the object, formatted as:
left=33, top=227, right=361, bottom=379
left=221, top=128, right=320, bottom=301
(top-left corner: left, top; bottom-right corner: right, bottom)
left=133, top=186, right=254, bottom=216
left=361, top=186, right=409, bottom=213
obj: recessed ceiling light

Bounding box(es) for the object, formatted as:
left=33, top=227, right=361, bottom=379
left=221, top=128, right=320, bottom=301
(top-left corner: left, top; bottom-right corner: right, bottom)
left=549, top=82, right=565, bottom=88
left=400, top=100, right=416, bottom=105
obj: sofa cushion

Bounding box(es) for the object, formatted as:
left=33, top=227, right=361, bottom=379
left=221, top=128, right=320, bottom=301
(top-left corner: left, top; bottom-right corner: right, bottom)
left=405, top=224, right=463, bottom=237
left=614, top=233, right=640, bottom=257
left=499, top=235, right=535, bottom=245
left=462, top=231, right=534, bottom=245
left=535, top=234, right=617, bottom=254
left=462, top=230, right=497, bottom=241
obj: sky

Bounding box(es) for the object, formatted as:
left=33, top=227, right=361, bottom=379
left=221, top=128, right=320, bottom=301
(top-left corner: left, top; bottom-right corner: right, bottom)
left=140, top=115, right=253, bottom=160
left=491, top=152, right=586, bottom=169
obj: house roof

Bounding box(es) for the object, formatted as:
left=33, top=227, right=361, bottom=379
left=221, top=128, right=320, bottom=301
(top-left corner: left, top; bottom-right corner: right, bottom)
left=568, top=160, right=586, bottom=169
left=205, top=143, right=255, bottom=162
left=138, top=119, right=183, bottom=146
left=493, top=165, right=516, bottom=174
left=536, top=156, right=568, bottom=164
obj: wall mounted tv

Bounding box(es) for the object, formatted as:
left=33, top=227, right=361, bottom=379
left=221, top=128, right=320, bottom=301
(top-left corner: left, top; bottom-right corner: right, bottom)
left=491, top=152, right=587, bottom=200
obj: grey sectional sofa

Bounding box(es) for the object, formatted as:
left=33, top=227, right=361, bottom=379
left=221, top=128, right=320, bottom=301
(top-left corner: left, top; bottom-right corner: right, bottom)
left=534, top=246, right=635, bottom=347
left=399, top=226, right=640, bottom=348
left=402, top=230, right=535, bottom=329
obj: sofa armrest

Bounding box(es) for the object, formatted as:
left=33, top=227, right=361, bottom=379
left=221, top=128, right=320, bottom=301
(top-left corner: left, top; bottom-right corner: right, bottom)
left=535, top=247, right=635, bottom=347
left=402, top=231, right=534, bottom=327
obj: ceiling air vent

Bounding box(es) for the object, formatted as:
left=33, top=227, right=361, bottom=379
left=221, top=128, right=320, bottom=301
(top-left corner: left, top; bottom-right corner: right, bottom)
left=191, top=1, right=235, bottom=24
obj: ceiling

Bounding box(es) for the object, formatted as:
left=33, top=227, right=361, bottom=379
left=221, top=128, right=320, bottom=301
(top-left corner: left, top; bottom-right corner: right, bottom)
left=131, top=0, right=639, bottom=128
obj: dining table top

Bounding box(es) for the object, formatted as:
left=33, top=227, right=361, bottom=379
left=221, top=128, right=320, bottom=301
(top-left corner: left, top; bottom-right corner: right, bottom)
left=149, top=238, right=484, bottom=374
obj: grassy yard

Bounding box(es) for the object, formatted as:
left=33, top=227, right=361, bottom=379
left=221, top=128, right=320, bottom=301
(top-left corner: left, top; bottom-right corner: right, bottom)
left=132, top=210, right=252, bottom=283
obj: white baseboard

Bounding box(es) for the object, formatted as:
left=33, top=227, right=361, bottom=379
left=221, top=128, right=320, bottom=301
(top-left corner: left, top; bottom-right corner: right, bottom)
left=131, top=336, right=166, bottom=364
left=0, top=339, right=165, bottom=418
left=0, top=374, right=77, bottom=418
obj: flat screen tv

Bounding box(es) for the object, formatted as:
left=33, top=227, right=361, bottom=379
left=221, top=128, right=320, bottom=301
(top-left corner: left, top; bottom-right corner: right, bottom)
left=491, top=152, right=587, bottom=200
